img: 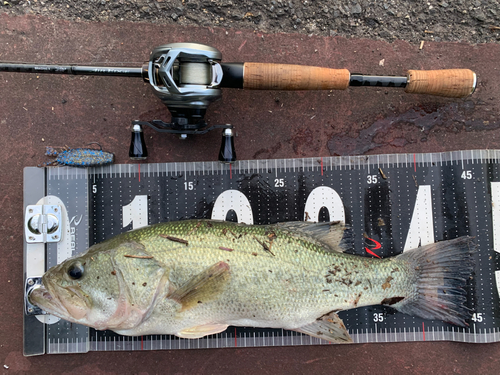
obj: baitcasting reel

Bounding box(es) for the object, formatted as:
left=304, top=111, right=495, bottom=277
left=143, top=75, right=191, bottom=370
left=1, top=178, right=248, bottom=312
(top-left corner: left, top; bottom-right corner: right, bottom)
left=147, top=43, right=223, bottom=129
left=137, top=43, right=236, bottom=162
left=0, top=42, right=477, bottom=163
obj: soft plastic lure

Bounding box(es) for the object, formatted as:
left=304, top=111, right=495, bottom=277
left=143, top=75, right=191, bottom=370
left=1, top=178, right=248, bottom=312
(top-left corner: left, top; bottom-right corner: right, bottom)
left=44, top=144, right=114, bottom=167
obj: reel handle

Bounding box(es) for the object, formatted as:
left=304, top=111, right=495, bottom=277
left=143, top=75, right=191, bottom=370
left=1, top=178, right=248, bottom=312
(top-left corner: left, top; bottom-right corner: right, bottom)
left=239, top=63, right=476, bottom=98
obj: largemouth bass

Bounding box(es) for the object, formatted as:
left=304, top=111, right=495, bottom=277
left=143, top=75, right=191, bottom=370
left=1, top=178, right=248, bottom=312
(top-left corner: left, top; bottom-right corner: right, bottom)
left=30, top=220, right=474, bottom=343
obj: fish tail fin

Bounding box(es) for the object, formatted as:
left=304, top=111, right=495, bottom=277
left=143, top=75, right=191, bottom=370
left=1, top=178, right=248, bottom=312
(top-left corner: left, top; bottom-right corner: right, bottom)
left=393, top=236, right=475, bottom=326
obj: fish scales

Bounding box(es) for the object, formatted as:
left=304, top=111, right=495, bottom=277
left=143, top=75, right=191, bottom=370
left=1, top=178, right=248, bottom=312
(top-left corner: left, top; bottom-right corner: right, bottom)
left=30, top=219, right=474, bottom=342
left=120, top=220, right=407, bottom=311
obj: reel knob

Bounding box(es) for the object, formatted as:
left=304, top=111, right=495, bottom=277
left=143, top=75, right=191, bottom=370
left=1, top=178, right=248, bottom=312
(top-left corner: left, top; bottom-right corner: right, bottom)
left=219, top=127, right=236, bottom=163
left=129, top=124, right=148, bottom=160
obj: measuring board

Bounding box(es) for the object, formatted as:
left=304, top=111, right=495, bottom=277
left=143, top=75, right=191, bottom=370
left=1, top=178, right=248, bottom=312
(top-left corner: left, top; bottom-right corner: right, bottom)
left=23, top=150, right=500, bottom=356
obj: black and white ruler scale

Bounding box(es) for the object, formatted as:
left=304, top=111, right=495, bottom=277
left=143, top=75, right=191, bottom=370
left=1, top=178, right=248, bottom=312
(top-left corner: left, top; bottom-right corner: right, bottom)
left=23, top=150, right=500, bottom=356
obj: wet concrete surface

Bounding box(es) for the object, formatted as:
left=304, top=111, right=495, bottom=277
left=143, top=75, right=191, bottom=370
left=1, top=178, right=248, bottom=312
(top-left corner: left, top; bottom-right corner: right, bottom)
left=1, top=14, right=500, bottom=374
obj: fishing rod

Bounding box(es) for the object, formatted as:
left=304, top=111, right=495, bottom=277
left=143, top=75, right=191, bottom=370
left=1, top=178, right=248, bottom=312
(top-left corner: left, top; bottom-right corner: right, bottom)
left=0, top=43, right=477, bottom=162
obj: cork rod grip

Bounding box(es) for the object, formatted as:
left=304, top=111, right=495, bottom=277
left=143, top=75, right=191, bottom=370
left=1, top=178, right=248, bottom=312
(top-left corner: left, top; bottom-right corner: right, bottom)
left=405, top=69, right=476, bottom=98
left=242, top=63, right=350, bottom=90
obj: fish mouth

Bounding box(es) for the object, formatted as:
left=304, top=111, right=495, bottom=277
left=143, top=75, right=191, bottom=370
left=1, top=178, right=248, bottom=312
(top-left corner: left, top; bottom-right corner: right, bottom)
left=29, top=281, right=90, bottom=322
left=29, top=284, right=69, bottom=317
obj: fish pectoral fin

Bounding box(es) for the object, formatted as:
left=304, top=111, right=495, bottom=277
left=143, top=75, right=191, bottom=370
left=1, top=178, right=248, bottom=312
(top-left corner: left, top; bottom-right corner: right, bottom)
left=177, top=323, right=229, bottom=339
left=293, top=312, right=353, bottom=343
left=275, top=221, right=353, bottom=253
left=168, top=261, right=230, bottom=312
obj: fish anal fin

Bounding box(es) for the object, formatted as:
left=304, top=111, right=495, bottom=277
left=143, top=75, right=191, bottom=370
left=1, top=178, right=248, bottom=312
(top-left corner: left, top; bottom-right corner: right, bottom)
left=177, top=323, right=229, bottom=339
left=293, top=312, right=353, bottom=343
left=168, top=261, right=231, bottom=312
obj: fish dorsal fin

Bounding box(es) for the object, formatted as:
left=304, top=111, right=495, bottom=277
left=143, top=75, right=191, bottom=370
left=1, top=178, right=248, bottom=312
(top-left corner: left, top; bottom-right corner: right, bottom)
left=293, top=311, right=353, bottom=343
left=177, top=323, right=229, bottom=339
left=275, top=221, right=352, bottom=253
left=168, top=261, right=231, bottom=312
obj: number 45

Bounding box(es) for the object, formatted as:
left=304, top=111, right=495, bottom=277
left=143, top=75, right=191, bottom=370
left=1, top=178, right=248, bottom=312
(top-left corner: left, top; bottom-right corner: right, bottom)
left=472, top=313, right=483, bottom=322
left=461, top=171, right=472, bottom=179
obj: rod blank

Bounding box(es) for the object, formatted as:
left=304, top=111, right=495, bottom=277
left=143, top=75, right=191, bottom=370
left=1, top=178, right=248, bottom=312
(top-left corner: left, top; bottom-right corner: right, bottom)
left=0, top=62, right=143, bottom=77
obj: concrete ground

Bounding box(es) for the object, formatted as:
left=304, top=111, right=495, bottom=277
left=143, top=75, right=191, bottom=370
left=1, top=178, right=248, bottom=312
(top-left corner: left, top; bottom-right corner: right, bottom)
left=1, top=13, right=500, bottom=374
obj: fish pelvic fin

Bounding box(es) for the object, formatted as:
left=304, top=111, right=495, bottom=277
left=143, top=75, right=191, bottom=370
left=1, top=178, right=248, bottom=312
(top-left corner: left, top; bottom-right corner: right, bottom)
left=168, top=261, right=231, bottom=312
left=392, top=236, right=475, bottom=327
left=293, top=311, right=353, bottom=343
left=275, top=221, right=353, bottom=253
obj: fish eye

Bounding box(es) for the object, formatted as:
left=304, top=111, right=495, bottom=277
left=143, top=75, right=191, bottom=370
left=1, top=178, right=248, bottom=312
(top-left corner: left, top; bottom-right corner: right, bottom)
left=67, top=263, right=84, bottom=280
